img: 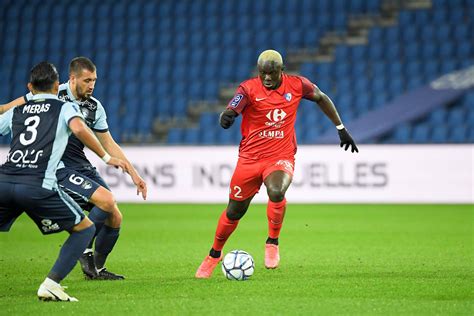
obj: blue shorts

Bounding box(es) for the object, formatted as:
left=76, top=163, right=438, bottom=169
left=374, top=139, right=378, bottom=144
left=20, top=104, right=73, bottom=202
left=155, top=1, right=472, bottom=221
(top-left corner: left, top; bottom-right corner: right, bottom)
left=0, top=182, right=85, bottom=235
left=56, top=166, right=110, bottom=212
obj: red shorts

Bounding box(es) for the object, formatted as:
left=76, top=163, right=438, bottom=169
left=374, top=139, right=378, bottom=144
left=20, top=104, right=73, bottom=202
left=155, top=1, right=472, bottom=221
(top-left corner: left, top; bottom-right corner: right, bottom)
left=229, top=156, right=295, bottom=201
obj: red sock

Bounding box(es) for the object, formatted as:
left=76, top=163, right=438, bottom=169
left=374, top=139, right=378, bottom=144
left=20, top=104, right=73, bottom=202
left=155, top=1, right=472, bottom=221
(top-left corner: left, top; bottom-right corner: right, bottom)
left=212, top=210, right=239, bottom=251
left=267, top=198, right=287, bottom=239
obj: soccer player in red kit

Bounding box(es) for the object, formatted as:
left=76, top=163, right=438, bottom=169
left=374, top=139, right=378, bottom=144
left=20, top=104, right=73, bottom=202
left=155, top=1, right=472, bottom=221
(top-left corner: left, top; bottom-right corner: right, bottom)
left=195, top=50, right=358, bottom=278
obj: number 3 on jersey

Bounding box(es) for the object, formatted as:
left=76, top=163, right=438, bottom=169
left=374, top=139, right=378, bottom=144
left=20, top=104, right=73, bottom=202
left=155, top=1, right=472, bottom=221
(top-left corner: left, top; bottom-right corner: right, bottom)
left=19, top=115, right=40, bottom=146
left=231, top=185, right=243, bottom=199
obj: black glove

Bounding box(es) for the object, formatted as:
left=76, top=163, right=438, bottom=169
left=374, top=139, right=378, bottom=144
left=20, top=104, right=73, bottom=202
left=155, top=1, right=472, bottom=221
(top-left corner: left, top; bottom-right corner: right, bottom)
left=219, top=110, right=236, bottom=129
left=338, top=128, right=359, bottom=153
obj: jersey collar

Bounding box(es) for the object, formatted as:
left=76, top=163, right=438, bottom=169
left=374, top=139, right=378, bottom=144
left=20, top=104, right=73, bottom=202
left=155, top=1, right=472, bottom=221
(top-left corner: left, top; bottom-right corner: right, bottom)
left=66, top=81, right=78, bottom=102
left=30, top=93, right=59, bottom=100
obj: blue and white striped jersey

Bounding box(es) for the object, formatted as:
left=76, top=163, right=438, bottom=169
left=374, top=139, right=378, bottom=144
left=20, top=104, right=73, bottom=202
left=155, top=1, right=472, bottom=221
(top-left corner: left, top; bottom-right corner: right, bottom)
left=26, top=82, right=109, bottom=168
left=0, top=93, right=83, bottom=190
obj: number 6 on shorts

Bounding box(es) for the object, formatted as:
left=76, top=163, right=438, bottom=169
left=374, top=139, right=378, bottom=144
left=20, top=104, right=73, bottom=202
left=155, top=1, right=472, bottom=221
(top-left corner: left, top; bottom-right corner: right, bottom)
left=69, top=174, right=84, bottom=185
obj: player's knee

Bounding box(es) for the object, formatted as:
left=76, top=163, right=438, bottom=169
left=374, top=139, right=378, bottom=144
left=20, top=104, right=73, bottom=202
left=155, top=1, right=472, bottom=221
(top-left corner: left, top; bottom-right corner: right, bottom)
left=107, top=209, right=122, bottom=228
left=267, top=186, right=285, bottom=202
left=226, top=208, right=246, bottom=220
left=113, top=209, right=123, bottom=224
left=97, top=193, right=117, bottom=212
left=71, top=216, right=95, bottom=233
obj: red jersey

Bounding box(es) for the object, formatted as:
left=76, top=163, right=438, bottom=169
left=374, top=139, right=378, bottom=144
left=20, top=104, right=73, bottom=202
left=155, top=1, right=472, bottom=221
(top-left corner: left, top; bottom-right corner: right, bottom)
left=226, top=73, right=316, bottom=160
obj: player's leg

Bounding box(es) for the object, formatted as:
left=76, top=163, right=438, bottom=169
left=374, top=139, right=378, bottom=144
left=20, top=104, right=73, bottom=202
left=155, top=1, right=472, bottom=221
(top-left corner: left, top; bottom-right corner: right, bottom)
left=15, top=185, right=94, bottom=301
left=83, top=166, right=124, bottom=279
left=195, top=197, right=253, bottom=279
left=39, top=217, right=95, bottom=301
left=264, top=170, right=292, bottom=243
left=196, top=158, right=262, bottom=278
left=210, top=197, right=253, bottom=258
left=88, top=186, right=124, bottom=280
left=0, top=182, right=23, bottom=233
left=57, top=168, right=123, bottom=280
left=262, top=159, right=294, bottom=268
left=57, top=168, right=104, bottom=278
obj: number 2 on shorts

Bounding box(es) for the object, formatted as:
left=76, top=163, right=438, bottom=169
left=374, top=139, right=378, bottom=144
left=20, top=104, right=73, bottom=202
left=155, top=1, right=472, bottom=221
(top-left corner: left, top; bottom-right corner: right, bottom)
left=232, top=185, right=243, bottom=199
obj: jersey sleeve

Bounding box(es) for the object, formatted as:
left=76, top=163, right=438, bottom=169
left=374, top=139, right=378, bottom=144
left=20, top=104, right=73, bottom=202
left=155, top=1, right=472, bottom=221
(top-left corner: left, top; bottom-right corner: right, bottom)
left=0, top=109, right=14, bottom=136
left=92, top=100, right=109, bottom=132
left=299, top=76, right=317, bottom=100
left=24, top=92, right=32, bottom=102
left=226, top=86, right=250, bottom=114
left=61, top=102, right=84, bottom=126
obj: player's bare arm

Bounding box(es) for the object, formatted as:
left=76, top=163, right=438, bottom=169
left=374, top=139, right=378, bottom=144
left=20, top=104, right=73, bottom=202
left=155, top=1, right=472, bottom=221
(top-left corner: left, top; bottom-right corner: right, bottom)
left=95, top=131, right=148, bottom=200
left=306, top=84, right=343, bottom=125
left=307, top=85, right=359, bottom=153
left=0, top=96, right=26, bottom=114
left=68, top=117, right=129, bottom=172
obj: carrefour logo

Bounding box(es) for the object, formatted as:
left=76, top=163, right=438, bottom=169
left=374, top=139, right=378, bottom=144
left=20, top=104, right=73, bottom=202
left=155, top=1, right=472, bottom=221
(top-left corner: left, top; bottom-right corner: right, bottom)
left=266, top=109, right=287, bottom=122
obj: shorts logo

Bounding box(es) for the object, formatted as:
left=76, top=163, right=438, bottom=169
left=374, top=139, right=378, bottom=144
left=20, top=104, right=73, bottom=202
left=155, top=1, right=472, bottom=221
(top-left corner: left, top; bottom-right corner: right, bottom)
left=276, top=160, right=294, bottom=172
left=230, top=94, right=243, bottom=108
left=81, top=180, right=93, bottom=190
left=41, top=219, right=60, bottom=233
left=285, top=93, right=292, bottom=101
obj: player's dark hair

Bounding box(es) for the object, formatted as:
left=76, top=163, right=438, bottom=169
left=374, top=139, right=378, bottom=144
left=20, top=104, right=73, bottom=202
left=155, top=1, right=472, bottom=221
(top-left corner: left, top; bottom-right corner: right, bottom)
left=69, top=56, right=96, bottom=75
left=29, top=61, right=59, bottom=92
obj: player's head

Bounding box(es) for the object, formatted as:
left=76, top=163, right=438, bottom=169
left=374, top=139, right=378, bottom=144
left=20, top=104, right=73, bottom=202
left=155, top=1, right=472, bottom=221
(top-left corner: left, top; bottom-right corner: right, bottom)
left=28, top=61, right=60, bottom=95
left=69, top=56, right=97, bottom=101
left=257, top=50, right=284, bottom=90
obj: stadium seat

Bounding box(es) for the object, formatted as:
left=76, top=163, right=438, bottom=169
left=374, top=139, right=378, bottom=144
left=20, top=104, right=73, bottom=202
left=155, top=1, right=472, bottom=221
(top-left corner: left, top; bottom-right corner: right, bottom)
left=467, top=126, right=474, bottom=142
left=216, top=128, right=236, bottom=145
left=390, top=124, right=411, bottom=143
left=431, top=126, right=448, bottom=143
left=398, top=10, right=413, bottom=25
left=423, top=60, right=440, bottom=80
left=427, top=108, right=447, bottom=125
left=448, top=125, right=468, bottom=143
left=200, top=128, right=217, bottom=145
left=167, top=128, right=183, bottom=144
left=183, top=128, right=199, bottom=145
left=412, top=125, right=430, bottom=143
left=447, top=108, right=465, bottom=126
left=368, top=27, right=383, bottom=42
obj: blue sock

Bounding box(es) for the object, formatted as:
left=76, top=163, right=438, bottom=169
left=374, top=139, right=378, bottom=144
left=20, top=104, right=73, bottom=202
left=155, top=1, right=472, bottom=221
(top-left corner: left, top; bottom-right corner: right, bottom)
left=94, top=225, right=120, bottom=269
left=87, top=207, right=108, bottom=249
left=48, top=225, right=95, bottom=283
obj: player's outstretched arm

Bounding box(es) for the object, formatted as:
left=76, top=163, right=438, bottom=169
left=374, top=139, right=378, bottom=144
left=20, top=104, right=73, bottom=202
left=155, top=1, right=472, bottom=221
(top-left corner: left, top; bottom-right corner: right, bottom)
left=307, top=85, right=359, bottom=153
left=0, top=97, right=26, bottom=114
left=95, top=131, right=147, bottom=200
left=69, top=117, right=129, bottom=172
left=219, top=109, right=238, bottom=129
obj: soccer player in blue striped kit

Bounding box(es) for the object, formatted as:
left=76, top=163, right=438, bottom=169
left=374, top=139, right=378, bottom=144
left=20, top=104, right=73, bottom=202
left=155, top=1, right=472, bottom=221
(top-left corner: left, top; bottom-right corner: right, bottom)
left=0, top=62, right=130, bottom=301
left=1, top=57, right=148, bottom=280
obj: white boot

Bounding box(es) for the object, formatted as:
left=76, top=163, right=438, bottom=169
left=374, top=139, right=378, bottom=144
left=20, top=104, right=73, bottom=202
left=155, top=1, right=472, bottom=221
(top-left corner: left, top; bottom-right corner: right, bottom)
left=37, top=278, right=78, bottom=302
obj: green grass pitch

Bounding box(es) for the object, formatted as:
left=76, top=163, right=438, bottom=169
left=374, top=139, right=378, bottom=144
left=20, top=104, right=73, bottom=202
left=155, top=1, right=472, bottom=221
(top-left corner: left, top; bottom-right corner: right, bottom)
left=0, top=204, right=472, bottom=314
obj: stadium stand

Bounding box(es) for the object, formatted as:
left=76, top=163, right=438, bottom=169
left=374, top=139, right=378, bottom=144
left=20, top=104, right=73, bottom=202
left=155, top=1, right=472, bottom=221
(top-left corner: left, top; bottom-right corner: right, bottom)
left=0, top=0, right=472, bottom=145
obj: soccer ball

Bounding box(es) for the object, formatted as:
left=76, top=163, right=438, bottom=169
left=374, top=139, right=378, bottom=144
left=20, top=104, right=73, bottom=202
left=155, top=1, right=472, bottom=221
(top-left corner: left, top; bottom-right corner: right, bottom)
left=221, top=250, right=255, bottom=281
